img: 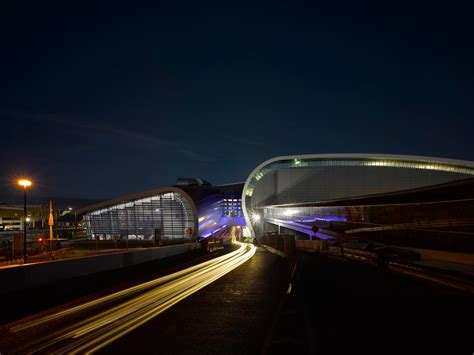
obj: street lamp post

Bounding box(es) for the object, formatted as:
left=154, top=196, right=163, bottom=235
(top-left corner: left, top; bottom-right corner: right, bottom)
left=18, top=179, right=32, bottom=264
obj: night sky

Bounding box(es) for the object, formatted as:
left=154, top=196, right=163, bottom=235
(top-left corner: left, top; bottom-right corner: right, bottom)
left=1, top=1, right=473, bottom=201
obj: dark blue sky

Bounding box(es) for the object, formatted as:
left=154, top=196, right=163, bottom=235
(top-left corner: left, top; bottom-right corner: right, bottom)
left=1, top=1, right=473, bottom=200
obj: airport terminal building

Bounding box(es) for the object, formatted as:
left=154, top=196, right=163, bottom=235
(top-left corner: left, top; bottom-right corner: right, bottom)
left=79, top=154, right=474, bottom=251
left=78, top=178, right=244, bottom=242
left=243, top=154, right=474, bottom=251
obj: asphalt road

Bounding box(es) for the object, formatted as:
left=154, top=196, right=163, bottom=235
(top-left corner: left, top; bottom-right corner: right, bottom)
left=0, top=246, right=222, bottom=326
left=0, top=243, right=290, bottom=353
left=102, top=246, right=289, bottom=354
left=0, top=245, right=243, bottom=350
left=265, top=251, right=474, bottom=355
left=2, top=245, right=471, bottom=354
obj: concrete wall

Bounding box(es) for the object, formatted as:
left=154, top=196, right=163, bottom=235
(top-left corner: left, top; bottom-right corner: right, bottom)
left=0, top=243, right=200, bottom=294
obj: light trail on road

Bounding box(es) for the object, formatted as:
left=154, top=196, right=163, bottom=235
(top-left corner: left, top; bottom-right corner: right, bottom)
left=8, top=242, right=256, bottom=354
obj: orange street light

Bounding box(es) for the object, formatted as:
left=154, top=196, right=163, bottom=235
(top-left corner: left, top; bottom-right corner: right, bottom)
left=17, top=178, right=33, bottom=263
left=18, top=179, right=32, bottom=187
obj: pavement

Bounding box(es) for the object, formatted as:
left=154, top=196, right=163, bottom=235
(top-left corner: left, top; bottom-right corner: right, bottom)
left=102, top=246, right=290, bottom=354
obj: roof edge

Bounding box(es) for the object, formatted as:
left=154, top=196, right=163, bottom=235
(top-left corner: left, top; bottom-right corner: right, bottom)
left=75, top=186, right=194, bottom=214
left=253, top=153, right=474, bottom=170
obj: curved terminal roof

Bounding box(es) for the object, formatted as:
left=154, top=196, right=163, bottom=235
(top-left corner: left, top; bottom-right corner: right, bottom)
left=241, top=153, right=474, bottom=236
left=75, top=186, right=197, bottom=216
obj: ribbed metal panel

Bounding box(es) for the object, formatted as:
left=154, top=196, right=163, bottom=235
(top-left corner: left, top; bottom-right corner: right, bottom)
left=253, top=166, right=469, bottom=207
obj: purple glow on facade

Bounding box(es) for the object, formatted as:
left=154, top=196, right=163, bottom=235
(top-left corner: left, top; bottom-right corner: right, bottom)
left=197, top=195, right=246, bottom=239
left=201, top=225, right=228, bottom=238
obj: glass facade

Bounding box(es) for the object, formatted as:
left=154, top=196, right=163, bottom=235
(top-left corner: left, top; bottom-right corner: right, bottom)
left=262, top=199, right=474, bottom=252
left=263, top=199, right=474, bottom=227
left=222, top=198, right=243, bottom=218
left=84, top=192, right=195, bottom=240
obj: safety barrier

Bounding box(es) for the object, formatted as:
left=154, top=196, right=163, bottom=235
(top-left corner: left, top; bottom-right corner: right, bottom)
left=0, top=243, right=200, bottom=294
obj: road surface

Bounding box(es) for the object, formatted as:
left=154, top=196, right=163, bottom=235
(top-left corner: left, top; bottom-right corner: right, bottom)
left=3, top=245, right=470, bottom=354
left=0, top=242, right=266, bottom=353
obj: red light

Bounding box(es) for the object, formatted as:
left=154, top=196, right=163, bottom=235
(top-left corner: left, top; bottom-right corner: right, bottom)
left=38, top=238, right=43, bottom=242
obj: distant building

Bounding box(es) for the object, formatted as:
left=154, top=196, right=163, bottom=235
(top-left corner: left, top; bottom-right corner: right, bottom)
left=77, top=178, right=245, bottom=241
left=0, top=205, right=50, bottom=230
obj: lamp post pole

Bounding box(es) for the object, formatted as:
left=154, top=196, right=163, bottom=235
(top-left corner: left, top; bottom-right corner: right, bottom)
left=18, top=179, right=32, bottom=264
left=23, top=186, right=27, bottom=264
